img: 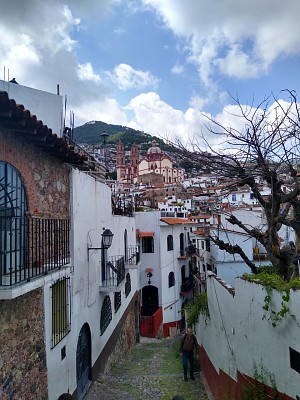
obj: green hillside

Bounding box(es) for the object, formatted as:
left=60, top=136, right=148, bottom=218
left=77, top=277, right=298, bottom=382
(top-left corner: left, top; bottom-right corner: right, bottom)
left=73, top=120, right=204, bottom=173
left=73, top=121, right=177, bottom=153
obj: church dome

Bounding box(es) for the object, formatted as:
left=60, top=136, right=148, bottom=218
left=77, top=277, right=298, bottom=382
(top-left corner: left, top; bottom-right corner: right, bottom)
left=147, top=140, right=162, bottom=154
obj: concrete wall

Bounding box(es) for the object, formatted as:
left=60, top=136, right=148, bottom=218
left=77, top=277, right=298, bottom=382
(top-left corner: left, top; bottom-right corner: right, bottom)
left=0, top=80, right=63, bottom=136
left=196, top=274, right=299, bottom=399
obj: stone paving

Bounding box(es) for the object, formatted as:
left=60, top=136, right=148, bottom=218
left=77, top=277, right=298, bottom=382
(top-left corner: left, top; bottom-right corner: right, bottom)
left=85, top=336, right=210, bottom=400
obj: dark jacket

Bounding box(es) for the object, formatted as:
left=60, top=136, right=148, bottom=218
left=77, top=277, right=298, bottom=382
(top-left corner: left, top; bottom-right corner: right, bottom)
left=180, top=333, right=199, bottom=353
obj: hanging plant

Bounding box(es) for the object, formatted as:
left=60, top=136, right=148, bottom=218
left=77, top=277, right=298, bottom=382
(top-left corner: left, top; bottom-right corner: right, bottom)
left=185, top=292, right=210, bottom=326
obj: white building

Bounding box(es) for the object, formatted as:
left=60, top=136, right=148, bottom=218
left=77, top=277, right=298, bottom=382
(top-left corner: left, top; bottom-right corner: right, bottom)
left=158, top=195, right=192, bottom=218
left=0, top=82, right=140, bottom=399
left=0, top=79, right=63, bottom=136
left=135, top=211, right=197, bottom=337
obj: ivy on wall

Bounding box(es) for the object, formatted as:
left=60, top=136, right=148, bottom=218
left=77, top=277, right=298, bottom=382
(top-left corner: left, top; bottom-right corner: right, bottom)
left=243, top=272, right=300, bottom=327
left=185, top=292, right=210, bottom=327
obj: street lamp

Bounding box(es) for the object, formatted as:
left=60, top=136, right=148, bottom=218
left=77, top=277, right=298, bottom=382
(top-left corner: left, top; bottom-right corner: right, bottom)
left=87, top=228, right=114, bottom=260
left=101, top=130, right=109, bottom=175
left=101, top=228, right=114, bottom=249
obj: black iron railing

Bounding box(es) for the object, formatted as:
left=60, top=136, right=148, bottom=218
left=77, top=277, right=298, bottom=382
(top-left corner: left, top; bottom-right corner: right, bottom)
left=181, top=278, right=194, bottom=293
left=101, top=255, right=125, bottom=288
left=112, top=197, right=134, bottom=217
left=0, top=217, right=70, bottom=286
left=125, top=245, right=140, bottom=266
left=178, top=244, right=199, bottom=258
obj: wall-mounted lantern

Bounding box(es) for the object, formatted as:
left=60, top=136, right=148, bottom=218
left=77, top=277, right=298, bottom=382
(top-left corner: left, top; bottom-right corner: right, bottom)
left=87, top=228, right=114, bottom=260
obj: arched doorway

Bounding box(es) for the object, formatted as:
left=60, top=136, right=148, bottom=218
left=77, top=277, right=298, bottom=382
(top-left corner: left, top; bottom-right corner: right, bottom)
left=140, top=285, right=160, bottom=337
left=142, top=285, right=158, bottom=316
left=76, top=323, right=91, bottom=400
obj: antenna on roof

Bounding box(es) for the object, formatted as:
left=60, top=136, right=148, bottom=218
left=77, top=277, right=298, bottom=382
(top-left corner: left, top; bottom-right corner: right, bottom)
left=63, top=95, right=67, bottom=130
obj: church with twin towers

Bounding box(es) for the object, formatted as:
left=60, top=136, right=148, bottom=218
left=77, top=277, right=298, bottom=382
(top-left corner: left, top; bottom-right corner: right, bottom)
left=116, top=139, right=184, bottom=185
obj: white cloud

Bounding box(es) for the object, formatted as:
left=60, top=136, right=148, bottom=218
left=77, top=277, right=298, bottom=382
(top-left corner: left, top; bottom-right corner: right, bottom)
left=110, top=64, right=159, bottom=90
left=171, top=64, right=184, bottom=75
left=77, top=63, right=101, bottom=82
left=73, top=98, right=127, bottom=126
left=125, top=92, right=212, bottom=145
left=189, top=95, right=208, bottom=111
left=215, top=45, right=263, bottom=79
left=142, top=0, right=300, bottom=84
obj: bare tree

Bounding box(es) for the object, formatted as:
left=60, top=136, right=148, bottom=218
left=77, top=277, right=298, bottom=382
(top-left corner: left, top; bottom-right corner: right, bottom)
left=172, top=90, right=300, bottom=280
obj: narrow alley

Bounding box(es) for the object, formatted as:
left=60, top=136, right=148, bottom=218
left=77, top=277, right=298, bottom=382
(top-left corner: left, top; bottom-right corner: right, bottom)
left=85, top=337, right=210, bottom=400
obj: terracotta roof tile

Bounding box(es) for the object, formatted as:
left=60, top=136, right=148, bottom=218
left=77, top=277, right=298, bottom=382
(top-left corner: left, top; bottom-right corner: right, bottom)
left=160, top=217, right=195, bottom=225
left=0, top=90, right=95, bottom=169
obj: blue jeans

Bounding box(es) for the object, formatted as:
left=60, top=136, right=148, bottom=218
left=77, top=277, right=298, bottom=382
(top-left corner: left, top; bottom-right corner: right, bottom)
left=182, top=351, right=194, bottom=379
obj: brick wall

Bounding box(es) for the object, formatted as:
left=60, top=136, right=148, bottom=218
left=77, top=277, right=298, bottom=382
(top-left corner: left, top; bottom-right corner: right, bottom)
left=0, top=130, right=70, bottom=218
left=0, top=288, right=48, bottom=400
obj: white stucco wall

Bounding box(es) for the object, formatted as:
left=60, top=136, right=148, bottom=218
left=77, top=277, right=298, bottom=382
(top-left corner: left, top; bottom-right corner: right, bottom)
left=196, top=275, right=300, bottom=399
left=0, top=80, right=63, bottom=135
left=159, top=224, right=185, bottom=326
left=135, top=211, right=189, bottom=328
left=45, top=169, right=139, bottom=399
left=135, top=211, right=162, bottom=298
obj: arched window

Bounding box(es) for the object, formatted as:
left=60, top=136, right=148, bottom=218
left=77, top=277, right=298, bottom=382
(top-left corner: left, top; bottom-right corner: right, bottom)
left=114, top=291, right=121, bottom=313
left=0, top=162, right=28, bottom=278
left=168, top=271, right=175, bottom=288
left=100, top=295, right=112, bottom=335
left=125, top=273, right=131, bottom=298
left=179, top=233, right=184, bottom=256
left=124, top=229, right=128, bottom=262
left=167, top=234, right=173, bottom=251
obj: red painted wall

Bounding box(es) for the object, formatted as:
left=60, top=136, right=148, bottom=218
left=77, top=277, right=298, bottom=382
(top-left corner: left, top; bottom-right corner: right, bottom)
left=163, top=320, right=182, bottom=337
left=200, top=346, right=294, bottom=400
left=153, top=306, right=162, bottom=336
left=140, top=307, right=163, bottom=338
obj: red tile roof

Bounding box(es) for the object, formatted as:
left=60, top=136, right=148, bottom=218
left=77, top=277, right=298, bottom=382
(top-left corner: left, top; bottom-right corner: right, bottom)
left=138, top=231, right=155, bottom=237
left=0, top=90, right=96, bottom=169
left=160, top=217, right=195, bottom=225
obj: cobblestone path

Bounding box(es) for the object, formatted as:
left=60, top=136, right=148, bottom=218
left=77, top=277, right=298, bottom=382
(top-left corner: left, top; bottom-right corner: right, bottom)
left=85, top=337, right=210, bottom=400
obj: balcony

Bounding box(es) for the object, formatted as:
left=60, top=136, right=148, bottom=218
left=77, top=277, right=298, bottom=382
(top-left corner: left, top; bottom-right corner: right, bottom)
left=99, top=255, right=125, bottom=292
left=178, top=244, right=198, bottom=259
left=112, top=198, right=134, bottom=217
left=125, top=245, right=140, bottom=269
left=0, top=217, right=70, bottom=287
left=180, top=278, right=194, bottom=296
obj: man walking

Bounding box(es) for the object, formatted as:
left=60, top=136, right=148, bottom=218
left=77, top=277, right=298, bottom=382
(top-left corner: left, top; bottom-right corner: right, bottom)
left=180, top=327, right=199, bottom=381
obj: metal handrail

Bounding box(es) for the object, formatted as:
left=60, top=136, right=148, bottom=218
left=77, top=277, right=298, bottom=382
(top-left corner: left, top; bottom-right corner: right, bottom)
left=0, top=217, right=70, bottom=286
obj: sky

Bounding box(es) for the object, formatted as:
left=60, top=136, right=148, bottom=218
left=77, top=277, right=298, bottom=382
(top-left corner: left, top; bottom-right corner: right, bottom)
left=1, top=0, right=300, bottom=145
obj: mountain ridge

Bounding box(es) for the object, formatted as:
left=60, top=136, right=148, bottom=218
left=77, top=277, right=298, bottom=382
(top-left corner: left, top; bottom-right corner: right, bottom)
left=73, top=120, right=200, bottom=173
left=73, top=120, right=173, bottom=152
